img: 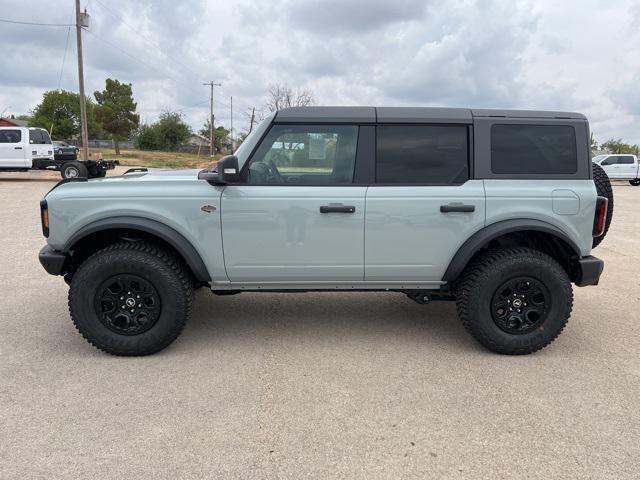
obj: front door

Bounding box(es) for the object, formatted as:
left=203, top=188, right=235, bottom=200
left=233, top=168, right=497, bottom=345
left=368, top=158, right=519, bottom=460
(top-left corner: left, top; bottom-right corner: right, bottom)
left=0, top=129, right=26, bottom=167
left=221, top=123, right=366, bottom=284
left=365, top=124, right=485, bottom=282
left=600, top=155, right=619, bottom=178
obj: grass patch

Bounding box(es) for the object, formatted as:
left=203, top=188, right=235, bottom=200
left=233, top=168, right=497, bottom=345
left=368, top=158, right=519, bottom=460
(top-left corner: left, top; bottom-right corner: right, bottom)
left=88, top=148, right=223, bottom=169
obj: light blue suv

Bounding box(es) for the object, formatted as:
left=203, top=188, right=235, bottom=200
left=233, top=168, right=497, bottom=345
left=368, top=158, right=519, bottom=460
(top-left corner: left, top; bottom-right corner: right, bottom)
left=38, top=107, right=611, bottom=356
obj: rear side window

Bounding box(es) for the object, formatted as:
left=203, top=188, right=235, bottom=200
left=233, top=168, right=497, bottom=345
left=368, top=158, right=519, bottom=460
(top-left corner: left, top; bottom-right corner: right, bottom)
left=618, top=155, right=635, bottom=164
left=376, top=125, right=468, bottom=184
left=0, top=129, right=21, bottom=143
left=491, top=124, right=577, bottom=174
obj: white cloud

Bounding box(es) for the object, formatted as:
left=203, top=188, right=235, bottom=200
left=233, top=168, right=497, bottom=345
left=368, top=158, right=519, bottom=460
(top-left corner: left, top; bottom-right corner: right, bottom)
left=0, top=0, right=638, bottom=142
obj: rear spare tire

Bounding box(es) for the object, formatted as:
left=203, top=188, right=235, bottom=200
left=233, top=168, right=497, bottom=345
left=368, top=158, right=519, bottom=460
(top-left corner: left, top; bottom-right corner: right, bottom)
left=592, top=162, right=613, bottom=248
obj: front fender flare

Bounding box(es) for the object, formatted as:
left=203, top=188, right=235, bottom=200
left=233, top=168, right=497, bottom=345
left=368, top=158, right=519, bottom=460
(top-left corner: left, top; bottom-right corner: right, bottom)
left=442, top=219, right=581, bottom=282
left=63, top=216, right=211, bottom=282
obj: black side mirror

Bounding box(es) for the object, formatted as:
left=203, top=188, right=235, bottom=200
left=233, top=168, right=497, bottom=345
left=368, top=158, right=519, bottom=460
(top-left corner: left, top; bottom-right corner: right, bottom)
left=198, top=155, right=240, bottom=185
left=217, top=155, right=240, bottom=183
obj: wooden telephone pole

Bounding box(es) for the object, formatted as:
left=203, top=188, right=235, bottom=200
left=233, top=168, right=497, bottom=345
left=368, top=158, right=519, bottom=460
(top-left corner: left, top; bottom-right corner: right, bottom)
left=75, top=0, right=89, bottom=161
left=203, top=81, right=221, bottom=156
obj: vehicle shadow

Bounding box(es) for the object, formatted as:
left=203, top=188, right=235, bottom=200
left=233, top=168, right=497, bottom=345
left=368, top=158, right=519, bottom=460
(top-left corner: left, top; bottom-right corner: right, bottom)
left=180, top=289, right=480, bottom=353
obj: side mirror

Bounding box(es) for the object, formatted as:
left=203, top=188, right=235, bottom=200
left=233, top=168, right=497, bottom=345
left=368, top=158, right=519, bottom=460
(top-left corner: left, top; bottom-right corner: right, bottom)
left=197, top=155, right=240, bottom=185
left=217, top=155, right=240, bottom=183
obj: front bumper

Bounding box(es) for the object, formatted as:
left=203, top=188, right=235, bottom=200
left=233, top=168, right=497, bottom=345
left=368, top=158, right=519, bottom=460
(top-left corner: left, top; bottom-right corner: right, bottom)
left=575, top=255, right=604, bottom=287
left=39, top=245, right=67, bottom=276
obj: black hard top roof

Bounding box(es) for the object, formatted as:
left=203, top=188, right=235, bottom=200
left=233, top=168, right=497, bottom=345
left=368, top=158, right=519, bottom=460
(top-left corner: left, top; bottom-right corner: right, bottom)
left=274, top=106, right=586, bottom=123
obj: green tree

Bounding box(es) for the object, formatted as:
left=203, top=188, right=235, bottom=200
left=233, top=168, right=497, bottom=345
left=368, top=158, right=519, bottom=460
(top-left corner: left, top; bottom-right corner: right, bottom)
left=134, top=112, right=191, bottom=151
left=199, top=119, right=230, bottom=153
left=94, top=79, right=140, bottom=155
left=590, top=132, right=598, bottom=151
left=29, top=89, right=102, bottom=140
left=601, top=139, right=640, bottom=155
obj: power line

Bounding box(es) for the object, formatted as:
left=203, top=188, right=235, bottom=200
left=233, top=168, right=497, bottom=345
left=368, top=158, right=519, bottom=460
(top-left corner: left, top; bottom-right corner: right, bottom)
left=92, top=0, right=203, bottom=81
left=56, top=5, right=75, bottom=90
left=83, top=28, right=197, bottom=93
left=0, top=18, right=73, bottom=27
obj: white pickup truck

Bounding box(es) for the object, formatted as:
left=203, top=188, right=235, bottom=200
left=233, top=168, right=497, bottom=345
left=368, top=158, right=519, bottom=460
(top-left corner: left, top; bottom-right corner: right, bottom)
left=592, top=153, right=640, bottom=185
left=0, top=126, right=116, bottom=179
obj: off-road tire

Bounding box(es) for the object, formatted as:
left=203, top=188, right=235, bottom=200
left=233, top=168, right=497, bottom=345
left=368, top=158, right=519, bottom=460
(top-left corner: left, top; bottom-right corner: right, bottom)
left=592, top=162, right=613, bottom=248
left=68, top=242, right=193, bottom=356
left=61, top=161, right=88, bottom=179
left=455, top=247, right=573, bottom=355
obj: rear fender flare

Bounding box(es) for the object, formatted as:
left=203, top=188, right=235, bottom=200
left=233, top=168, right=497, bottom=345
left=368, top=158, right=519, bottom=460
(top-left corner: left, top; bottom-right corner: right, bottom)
left=442, top=219, right=580, bottom=282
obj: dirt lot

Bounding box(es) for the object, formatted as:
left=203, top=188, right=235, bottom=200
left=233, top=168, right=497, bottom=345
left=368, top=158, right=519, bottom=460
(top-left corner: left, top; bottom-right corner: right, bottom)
left=1, top=170, right=638, bottom=479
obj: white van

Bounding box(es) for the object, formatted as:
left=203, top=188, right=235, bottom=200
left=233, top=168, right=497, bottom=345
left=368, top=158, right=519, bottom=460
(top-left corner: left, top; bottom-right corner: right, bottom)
left=0, top=127, right=54, bottom=169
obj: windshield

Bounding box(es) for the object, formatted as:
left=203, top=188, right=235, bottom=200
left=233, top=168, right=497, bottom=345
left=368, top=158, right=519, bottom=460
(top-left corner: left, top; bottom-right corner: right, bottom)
left=234, top=112, right=275, bottom=169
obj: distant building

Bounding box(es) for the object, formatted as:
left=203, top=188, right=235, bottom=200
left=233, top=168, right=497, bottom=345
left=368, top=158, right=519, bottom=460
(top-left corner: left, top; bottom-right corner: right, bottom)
left=185, top=133, right=209, bottom=147
left=0, top=118, right=28, bottom=127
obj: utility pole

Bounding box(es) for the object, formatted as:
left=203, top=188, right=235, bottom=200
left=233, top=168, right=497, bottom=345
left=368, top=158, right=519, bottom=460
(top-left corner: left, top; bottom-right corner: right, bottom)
left=230, top=96, right=234, bottom=152
left=75, top=0, right=89, bottom=161
left=202, top=81, right=221, bottom=156
left=249, top=107, right=255, bottom=133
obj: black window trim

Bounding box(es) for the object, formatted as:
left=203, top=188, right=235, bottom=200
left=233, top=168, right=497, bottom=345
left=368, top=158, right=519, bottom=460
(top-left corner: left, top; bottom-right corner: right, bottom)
left=473, top=117, right=590, bottom=181
left=373, top=123, right=473, bottom=186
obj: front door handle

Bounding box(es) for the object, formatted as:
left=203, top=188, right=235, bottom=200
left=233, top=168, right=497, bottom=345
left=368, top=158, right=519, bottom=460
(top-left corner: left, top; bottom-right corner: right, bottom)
left=320, top=203, right=356, bottom=213
left=440, top=204, right=475, bottom=213
left=14, top=146, right=22, bottom=150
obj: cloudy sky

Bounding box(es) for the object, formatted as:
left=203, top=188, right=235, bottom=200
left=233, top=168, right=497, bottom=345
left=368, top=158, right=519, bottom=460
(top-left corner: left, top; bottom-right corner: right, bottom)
left=1, top=0, right=639, bottom=142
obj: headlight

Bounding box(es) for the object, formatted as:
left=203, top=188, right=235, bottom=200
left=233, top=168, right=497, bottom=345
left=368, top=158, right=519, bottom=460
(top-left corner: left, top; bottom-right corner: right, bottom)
left=40, top=200, right=49, bottom=237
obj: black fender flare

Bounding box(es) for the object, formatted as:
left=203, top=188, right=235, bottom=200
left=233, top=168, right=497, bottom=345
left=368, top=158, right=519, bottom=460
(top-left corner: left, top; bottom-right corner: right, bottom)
left=63, top=216, right=211, bottom=282
left=442, top=219, right=581, bottom=282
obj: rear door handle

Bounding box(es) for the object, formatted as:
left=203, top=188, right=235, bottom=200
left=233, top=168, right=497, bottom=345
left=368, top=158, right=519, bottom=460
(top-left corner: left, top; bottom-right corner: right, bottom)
left=440, top=204, right=475, bottom=213
left=320, top=203, right=356, bottom=213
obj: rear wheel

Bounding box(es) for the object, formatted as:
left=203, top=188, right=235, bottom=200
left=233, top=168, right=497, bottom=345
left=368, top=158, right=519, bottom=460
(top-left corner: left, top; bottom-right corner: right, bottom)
left=61, top=161, right=88, bottom=179
left=68, top=242, right=193, bottom=356
left=592, top=163, right=613, bottom=248
left=455, top=247, right=573, bottom=355
left=629, top=179, right=640, bottom=186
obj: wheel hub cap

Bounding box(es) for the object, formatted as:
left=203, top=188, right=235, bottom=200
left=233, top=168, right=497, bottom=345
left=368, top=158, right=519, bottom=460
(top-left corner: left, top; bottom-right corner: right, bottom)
left=490, top=276, right=549, bottom=334
left=94, top=274, right=161, bottom=335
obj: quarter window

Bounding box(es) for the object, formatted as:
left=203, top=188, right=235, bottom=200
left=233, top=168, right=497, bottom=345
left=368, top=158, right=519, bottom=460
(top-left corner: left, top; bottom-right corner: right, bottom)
left=376, top=125, right=469, bottom=184
left=246, top=125, right=358, bottom=185
left=491, top=124, right=577, bottom=174
left=0, top=129, right=21, bottom=143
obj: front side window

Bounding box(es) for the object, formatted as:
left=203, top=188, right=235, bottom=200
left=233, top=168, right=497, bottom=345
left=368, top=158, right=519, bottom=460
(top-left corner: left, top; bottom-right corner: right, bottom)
left=376, top=125, right=468, bottom=184
left=600, top=156, right=616, bottom=165
left=491, top=124, right=577, bottom=174
left=0, top=129, right=21, bottom=143
left=246, top=124, right=358, bottom=185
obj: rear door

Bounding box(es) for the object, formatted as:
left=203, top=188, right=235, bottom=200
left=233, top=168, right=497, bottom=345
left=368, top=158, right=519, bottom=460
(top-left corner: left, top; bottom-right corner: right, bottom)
left=0, top=129, right=27, bottom=167
left=29, top=129, right=53, bottom=160
left=365, top=124, right=485, bottom=282
left=221, top=123, right=367, bottom=284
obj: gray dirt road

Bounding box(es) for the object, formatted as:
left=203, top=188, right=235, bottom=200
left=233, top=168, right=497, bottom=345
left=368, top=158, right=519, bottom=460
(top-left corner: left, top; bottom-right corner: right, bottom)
left=1, top=170, right=639, bottom=479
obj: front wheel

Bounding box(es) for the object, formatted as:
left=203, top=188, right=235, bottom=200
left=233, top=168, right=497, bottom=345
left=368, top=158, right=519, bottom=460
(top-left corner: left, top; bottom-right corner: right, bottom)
left=629, top=179, right=640, bottom=186
left=68, top=242, right=193, bottom=356
left=455, top=247, right=573, bottom=355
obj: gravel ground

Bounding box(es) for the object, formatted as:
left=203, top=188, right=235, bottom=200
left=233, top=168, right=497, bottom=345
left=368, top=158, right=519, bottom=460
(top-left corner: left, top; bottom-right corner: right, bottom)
left=1, top=169, right=639, bottom=479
